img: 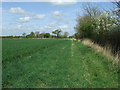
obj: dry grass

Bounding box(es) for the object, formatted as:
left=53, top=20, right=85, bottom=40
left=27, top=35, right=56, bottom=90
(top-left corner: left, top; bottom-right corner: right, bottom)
left=79, top=39, right=120, bottom=66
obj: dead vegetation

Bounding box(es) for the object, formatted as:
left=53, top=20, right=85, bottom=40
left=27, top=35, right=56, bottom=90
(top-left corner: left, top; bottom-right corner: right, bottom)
left=78, top=39, right=120, bottom=66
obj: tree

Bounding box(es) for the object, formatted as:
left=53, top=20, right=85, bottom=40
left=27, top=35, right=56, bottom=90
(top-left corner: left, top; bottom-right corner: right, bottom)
left=30, top=32, right=35, bottom=36
left=63, top=32, right=69, bottom=38
left=75, top=2, right=120, bottom=54
left=75, top=15, right=96, bottom=39
left=44, top=33, right=50, bottom=38
left=39, top=33, right=51, bottom=38
left=74, top=33, right=80, bottom=39
left=113, top=1, right=120, bottom=17
left=52, top=29, right=62, bottom=38
left=26, top=32, right=35, bottom=38
left=83, top=3, right=101, bottom=18
left=114, top=1, right=120, bottom=8
left=69, top=35, right=74, bottom=38
left=22, top=33, right=26, bottom=37
left=39, top=33, right=44, bottom=38
left=75, top=4, right=101, bottom=39
left=26, top=34, right=35, bottom=38
left=94, top=11, right=118, bottom=44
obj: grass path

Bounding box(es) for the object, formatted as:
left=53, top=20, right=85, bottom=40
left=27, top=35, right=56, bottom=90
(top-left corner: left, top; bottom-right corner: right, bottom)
left=2, top=39, right=118, bottom=88
left=69, top=40, right=118, bottom=88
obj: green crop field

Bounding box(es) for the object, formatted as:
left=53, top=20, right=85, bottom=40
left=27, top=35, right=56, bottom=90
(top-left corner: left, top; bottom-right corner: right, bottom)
left=2, top=39, right=118, bottom=88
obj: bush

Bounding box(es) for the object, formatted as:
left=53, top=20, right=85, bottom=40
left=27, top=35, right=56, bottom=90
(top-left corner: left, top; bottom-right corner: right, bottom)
left=75, top=11, right=120, bottom=54
left=26, top=34, right=35, bottom=38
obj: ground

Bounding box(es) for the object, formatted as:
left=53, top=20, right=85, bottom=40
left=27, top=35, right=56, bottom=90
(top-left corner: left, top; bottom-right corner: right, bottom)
left=2, top=39, right=118, bottom=88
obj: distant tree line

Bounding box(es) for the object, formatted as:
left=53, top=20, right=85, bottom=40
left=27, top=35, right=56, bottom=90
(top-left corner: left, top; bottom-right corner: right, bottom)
left=75, top=2, right=120, bottom=54
left=2, top=29, right=70, bottom=39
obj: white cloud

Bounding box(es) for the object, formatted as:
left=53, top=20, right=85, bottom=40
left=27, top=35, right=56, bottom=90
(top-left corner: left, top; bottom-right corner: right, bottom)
left=52, top=11, right=61, bottom=16
left=50, top=0, right=77, bottom=6
left=19, top=16, right=31, bottom=22
left=59, top=25, right=68, bottom=29
left=43, top=23, right=55, bottom=30
left=9, top=7, right=46, bottom=21
left=34, top=14, right=46, bottom=19
left=52, top=11, right=64, bottom=20
left=45, top=25, right=52, bottom=29
left=9, top=7, right=26, bottom=15
left=2, top=0, right=114, bottom=3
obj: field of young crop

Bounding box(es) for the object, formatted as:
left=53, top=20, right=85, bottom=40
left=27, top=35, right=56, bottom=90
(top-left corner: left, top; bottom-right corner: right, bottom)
left=2, top=39, right=118, bottom=88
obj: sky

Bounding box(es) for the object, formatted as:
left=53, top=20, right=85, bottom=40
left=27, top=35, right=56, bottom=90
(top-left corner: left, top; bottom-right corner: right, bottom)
left=1, top=1, right=114, bottom=36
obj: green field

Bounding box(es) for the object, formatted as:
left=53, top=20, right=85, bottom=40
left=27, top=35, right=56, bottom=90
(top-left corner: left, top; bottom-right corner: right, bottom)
left=2, top=39, right=118, bottom=88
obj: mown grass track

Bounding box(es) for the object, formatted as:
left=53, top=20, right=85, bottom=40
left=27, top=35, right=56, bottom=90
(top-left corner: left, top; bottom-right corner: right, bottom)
left=2, top=39, right=118, bottom=88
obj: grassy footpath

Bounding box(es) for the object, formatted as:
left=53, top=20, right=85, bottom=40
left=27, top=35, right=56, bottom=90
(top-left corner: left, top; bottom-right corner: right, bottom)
left=2, top=39, right=118, bottom=88
left=70, top=40, right=118, bottom=88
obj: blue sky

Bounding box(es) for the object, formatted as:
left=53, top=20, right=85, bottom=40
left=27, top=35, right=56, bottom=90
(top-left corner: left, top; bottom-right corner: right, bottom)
left=1, top=2, right=114, bottom=36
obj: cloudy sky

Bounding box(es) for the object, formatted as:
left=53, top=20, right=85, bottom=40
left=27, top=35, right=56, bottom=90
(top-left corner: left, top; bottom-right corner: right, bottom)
left=1, top=1, right=114, bottom=36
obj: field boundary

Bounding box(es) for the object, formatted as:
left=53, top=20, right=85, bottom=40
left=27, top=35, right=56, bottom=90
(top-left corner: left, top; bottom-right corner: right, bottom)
left=76, top=39, right=120, bottom=67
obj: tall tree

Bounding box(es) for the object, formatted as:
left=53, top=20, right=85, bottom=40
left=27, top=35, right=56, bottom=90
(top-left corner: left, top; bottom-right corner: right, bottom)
left=75, top=4, right=101, bottom=39
left=113, top=1, right=120, bottom=17
left=52, top=29, right=62, bottom=38
left=83, top=3, right=101, bottom=18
